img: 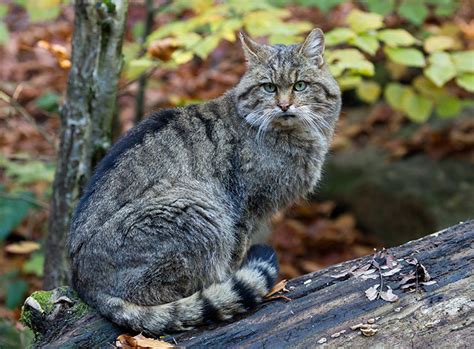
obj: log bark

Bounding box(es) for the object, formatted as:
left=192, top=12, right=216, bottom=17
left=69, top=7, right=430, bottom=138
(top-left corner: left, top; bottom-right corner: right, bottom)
left=43, top=0, right=128, bottom=289
left=24, top=220, right=474, bottom=348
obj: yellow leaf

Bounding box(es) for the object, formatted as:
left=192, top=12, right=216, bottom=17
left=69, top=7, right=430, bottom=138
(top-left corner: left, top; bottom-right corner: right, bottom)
left=347, top=10, right=383, bottom=33
left=424, top=35, right=456, bottom=53
left=5, top=241, right=40, bottom=254
left=356, top=81, right=381, bottom=103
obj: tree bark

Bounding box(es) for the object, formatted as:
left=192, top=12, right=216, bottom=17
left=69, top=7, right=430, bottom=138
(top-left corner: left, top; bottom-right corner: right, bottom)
left=43, top=0, right=128, bottom=289
left=24, top=220, right=474, bottom=348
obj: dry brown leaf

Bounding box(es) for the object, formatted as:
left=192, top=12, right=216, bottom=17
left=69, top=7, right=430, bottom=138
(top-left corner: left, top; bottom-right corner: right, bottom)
left=116, top=334, right=175, bottom=348
left=5, top=241, right=40, bottom=254
left=265, top=279, right=288, bottom=298
left=148, top=38, right=179, bottom=62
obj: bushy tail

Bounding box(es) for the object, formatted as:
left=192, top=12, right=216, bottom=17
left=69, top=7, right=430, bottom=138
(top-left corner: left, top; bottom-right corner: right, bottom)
left=97, top=245, right=279, bottom=336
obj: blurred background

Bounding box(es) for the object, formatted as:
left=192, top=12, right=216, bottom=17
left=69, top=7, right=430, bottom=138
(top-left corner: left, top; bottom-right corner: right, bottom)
left=0, top=0, right=473, bottom=345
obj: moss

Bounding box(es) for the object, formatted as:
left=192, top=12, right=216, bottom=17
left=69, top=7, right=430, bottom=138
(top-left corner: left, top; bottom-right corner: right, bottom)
left=73, top=300, right=91, bottom=318
left=20, top=290, right=53, bottom=329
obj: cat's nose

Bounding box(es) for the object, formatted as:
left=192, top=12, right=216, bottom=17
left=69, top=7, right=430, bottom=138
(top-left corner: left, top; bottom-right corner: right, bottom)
left=278, top=102, right=291, bottom=112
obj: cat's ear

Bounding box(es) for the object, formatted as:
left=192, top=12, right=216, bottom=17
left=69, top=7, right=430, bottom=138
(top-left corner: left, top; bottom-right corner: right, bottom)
left=239, top=32, right=269, bottom=63
left=299, top=28, right=325, bottom=67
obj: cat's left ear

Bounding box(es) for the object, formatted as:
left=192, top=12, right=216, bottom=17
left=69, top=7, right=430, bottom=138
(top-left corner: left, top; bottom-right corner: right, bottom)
left=299, top=28, right=325, bottom=67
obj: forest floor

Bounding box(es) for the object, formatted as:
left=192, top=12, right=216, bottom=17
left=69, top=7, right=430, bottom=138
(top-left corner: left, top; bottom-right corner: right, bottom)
left=1, top=2, right=473, bottom=333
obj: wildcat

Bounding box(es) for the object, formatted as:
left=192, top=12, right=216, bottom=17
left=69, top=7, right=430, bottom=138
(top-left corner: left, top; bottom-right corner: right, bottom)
left=68, top=28, right=341, bottom=335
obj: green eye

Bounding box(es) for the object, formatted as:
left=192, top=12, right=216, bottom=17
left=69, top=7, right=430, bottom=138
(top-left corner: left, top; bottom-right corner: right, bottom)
left=294, top=81, right=307, bottom=91
left=262, top=83, right=277, bottom=93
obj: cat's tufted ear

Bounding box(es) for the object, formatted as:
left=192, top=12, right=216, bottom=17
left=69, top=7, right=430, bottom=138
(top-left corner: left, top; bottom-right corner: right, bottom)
left=239, top=32, right=271, bottom=63
left=299, top=28, right=325, bottom=67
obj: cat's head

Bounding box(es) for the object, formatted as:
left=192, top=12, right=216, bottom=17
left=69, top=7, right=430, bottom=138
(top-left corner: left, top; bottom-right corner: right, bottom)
left=235, top=29, right=341, bottom=142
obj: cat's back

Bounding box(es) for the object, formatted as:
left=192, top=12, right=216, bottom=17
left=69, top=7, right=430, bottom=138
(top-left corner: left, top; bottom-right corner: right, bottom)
left=70, top=96, right=240, bottom=235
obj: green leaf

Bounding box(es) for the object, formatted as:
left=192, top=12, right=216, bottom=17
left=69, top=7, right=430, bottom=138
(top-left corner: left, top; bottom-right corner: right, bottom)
left=435, top=95, right=462, bottom=118
left=0, top=156, right=55, bottom=185
left=132, top=21, right=145, bottom=42
left=326, top=49, right=365, bottom=63
left=398, top=0, right=428, bottom=26
left=25, top=0, right=61, bottom=23
left=193, top=34, right=220, bottom=59
left=424, top=52, right=456, bottom=87
left=424, top=35, right=455, bottom=53
left=325, top=28, right=356, bottom=46
left=337, top=75, right=362, bottom=91
left=124, top=58, right=154, bottom=80
left=297, top=0, right=345, bottom=12
left=356, top=80, right=381, bottom=103
left=0, top=190, right=35, bottom=240
left=0, top=4, right=8, bottom=17
left=347, top=9, right=383, bottom=33
left=384, top=47, right=425, bottom=67
left=362, top=0, right=395, bottom=16
left=451, top=51, right=474, bottom=73
left=6, top=279, right=28, bottom=309
left=456, top=73, right=474, bottom=92
left=384, top=83, right=406, bottom=111
left=23, top=252, right=44, bottom=277
left=377, top=29, right=417, bottom=47
left=413, top=76, right=447, bottom=98
left=401, top=89, right=433, bottom=122
left=0, top=22, right=8, bottom=45
left=350, top=33, right=379, bottom=55
left=35, top=92, right=60, bottom=113
left=434, top=2, right=456, bottom=16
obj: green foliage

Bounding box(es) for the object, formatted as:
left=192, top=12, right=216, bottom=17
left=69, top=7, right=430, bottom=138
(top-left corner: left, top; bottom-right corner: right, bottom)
left=0, top=156, right=53, bottom=240
left=35, top=91, right=60, bottom=113
left=0, top=318, right=34, bottom=349
left=0, top=155, right=55, bottom=186
left=321, top=6, right=470, bottom=122
left=23, top=252, right=45, bottom=277
left=0, top=187, right=36, bottom=241
left=0, top=271, right=29, bottom=309
left=131, top=1, right=469, bottom=123
left=362, top=0, right=458, bottom=25
left=124, top=0, right=312, bottom=77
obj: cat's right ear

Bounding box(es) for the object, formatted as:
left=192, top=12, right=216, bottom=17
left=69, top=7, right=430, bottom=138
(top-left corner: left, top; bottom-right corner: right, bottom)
left=239, top=32, right=268, bottom=64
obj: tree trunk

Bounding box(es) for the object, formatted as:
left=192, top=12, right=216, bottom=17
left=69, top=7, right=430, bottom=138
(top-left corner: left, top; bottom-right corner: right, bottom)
left=43, top=0, right=128, bottom=289
left=24, top=220, right=474, bottom=348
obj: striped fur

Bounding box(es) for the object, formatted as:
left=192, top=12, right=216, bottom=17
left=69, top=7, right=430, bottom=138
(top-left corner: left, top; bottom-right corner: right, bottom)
left=68, top=29, right=341, bottom=336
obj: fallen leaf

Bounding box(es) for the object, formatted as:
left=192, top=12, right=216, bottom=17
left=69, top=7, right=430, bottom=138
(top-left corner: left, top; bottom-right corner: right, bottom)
left=265, top=279, right=288, bottom=298
left=379, top=287, right=399, bottom=302
left=5, top=241, right=40, bottom=254
left=381, top=266, right=402, bottom=277
left=365, top=284, right=380, bottom=301
left=116, top=334, right=175, bottom=348
left=421, top=280, right=437, bottom=286
left=330, top=266, right=357, bottom=279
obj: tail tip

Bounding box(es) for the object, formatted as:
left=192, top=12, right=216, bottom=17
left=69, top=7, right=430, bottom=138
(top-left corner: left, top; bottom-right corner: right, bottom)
left=244, top=244, right=278, bottom=270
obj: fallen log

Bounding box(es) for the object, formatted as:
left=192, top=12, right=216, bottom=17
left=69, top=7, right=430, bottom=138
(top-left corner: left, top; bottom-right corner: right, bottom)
left=22, top=220, right=474, bottom=348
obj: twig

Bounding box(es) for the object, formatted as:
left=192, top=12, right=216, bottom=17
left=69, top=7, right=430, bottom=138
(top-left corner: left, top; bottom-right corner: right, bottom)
left=0, top=90, right=56, bottom=147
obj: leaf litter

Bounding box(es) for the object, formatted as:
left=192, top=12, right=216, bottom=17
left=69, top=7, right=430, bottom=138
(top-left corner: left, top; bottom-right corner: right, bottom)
left=331, top=248, right=436, bottom=303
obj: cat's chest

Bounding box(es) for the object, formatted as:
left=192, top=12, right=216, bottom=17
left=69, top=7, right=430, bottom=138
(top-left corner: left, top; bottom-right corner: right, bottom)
left=241, top=139, right=321, bottom=213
